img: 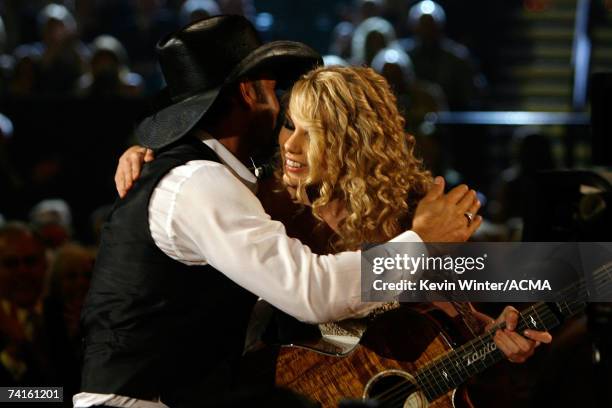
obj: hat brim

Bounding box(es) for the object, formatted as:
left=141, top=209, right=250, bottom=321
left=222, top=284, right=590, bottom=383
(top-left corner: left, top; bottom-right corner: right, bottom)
left=226, top=40, right=322, bottom=88
left=136, top=88, right=219, bottom=150
left=137, top=41, right=321, bottom=150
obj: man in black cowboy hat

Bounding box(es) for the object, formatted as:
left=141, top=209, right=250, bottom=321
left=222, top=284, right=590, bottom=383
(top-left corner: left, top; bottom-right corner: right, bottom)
left=75, top=15, right=485, bottom=408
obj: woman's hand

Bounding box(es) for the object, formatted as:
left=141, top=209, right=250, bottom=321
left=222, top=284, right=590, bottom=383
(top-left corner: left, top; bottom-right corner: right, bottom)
left=412, top=177, right=482, bottom=242
left=114, top=146, right=155, bottom=198
left=487, top=306, right=553, bottom=363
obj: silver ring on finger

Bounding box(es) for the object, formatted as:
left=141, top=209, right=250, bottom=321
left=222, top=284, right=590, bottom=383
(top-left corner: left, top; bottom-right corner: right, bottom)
left=464, top=211, right=474, bottom=227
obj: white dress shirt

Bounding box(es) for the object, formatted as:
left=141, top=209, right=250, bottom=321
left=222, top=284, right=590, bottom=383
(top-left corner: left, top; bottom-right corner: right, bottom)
left=74, top=134, right=422, bottom=407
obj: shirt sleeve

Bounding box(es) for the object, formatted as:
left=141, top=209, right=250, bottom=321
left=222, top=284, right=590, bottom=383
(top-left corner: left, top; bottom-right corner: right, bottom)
left=149, top=160, right=423, bottom=323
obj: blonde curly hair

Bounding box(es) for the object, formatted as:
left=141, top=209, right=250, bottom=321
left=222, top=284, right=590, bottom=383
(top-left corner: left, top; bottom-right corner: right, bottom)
left=287, top=66, right=432, bottom=250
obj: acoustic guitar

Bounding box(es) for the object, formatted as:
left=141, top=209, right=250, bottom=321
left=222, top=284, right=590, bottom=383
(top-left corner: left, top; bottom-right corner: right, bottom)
left=275, top=262, right=612, bottom=407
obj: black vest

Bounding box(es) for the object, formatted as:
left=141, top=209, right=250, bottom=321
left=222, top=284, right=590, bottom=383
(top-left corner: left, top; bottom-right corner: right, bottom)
left=81, top=138, right=257, bottom=407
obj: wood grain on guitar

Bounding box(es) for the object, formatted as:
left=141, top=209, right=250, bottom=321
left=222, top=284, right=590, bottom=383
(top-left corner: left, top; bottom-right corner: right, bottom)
left=276, top=307, right=473, bottom=408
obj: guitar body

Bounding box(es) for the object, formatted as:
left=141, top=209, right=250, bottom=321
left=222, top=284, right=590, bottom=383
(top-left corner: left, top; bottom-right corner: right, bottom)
left=276, top=306, right=474, bottom=408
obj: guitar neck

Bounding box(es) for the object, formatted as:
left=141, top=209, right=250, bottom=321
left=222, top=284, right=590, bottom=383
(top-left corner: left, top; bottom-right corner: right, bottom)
left=414, top=300, right=584, bottom=402
left=413, top=260, right=612, bottom=402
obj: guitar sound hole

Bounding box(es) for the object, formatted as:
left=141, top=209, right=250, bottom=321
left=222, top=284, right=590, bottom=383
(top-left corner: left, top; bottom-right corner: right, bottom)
left=364, top=370, right=428, bottom=408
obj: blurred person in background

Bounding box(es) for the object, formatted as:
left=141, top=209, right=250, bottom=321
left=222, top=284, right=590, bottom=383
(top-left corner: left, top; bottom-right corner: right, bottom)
left=0, top=113, right=24, bottom=219
left=322, top=54, right=349, bottom=67
left=328, top=21, right=354, bottom=61
left=115, top=0, right=178, bottom=94
left=351, top=16, right=398, bottom=66
left=369, top=46, right=458, bottom=195
left=0, top=222, right=50, bottom=386
left=0, top=15, right=6, bottom=61
left=180, top=0, right=221, bottom=25
left=77, top=35, right=144, bottom=98
left=356, top=0, right=384, bottom=22
left=0, top=15, right=14, bottom=98
left=29, top=198, right=72, bottom=250
left=34, top=3, right=89, bottom=95
left=218, top=0, right=256, bottom=21
left=329, top=0, right=385, bottom=64
left=44, top=242, right=94, bottom=400
left=371, top=47, right=446, bottom=135
left=71, top=0, right=100, bottom=42
left=401, top=0, right=485, bottom=110
left=8, top=44, right=42, bottom=98
left=488, top=127, right=555, bottom=240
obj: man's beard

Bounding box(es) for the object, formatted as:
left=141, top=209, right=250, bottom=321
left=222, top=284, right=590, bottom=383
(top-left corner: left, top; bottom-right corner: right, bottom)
left=247, top=111, right=278, bottom=163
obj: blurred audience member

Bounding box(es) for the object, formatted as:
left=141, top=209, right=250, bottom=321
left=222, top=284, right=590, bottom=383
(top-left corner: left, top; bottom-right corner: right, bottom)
left=0, top=15, right=14, bottom=97
left=356, top=0, right=384, bottom=21
left=180, top=0, right=221, bottom=25
left=401, top=0, right=485, bottom=110
left=328, top=21, right=354, bottom=61
left=329, top=21, right=355, bottom=59
left=0, top=113, right=24, bottom=219
left=78, top=35, right=144, bottom=98
left=8, top=45, right=42, bottom=98
left=0, top=16, right=6, bottom=57
left=115, top=0, right=177, bottom=94
left=44, top=243, right=93, bottom=396
left=72, top=0, right=100, bottom=41
left=35, top=4, right=89, bottom=95
left=0, top=222, right=49, bottom=385
left=371, top=47, right=446, bottom=135
left=218, top=0, right=256, bottom=21
left=351, top=16, right=396, bottom=66
left=322, top=54, right=349, bottom=67
left=489, top=127, right=555, bottom=238
left=29, top=199, right=72, bottom=250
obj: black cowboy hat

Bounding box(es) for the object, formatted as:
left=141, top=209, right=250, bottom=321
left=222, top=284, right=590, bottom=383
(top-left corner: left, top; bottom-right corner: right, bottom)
left=136, top=15, right=322, bottom=150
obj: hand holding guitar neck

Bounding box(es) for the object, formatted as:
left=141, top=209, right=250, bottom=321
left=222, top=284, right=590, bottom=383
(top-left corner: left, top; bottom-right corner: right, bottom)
left=486, top=306, right=552, bottom=364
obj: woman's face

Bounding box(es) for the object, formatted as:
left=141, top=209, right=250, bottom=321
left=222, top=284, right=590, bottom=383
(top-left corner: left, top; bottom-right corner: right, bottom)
left=278, top=112, right=310, bottom=183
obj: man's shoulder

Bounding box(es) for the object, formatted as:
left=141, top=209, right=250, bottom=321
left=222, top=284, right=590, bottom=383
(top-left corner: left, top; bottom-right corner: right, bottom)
left=153, top=159, right=249, bottom=206
left=154, top=136, right=220, bottom=162
left=154, top=159, right=230, bottom=192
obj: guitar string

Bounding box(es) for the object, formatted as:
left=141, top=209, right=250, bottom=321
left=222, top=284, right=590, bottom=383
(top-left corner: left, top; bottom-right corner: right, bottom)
left=422, top=262, right=610, bottom=399
left=373, top=301, right=554, bottom=405
left=548, top=261, right=612, bottom=316
left=427, top=261, right=612, bottom=400
left=419, top=345, right=446, bottom=398
left=419, top=301, right=499, bottom=396
left=372, top=264, right=612, bottom=407
left=379, top=304, right=580, bottom=406
left=437, top=340, right=463, bottom=390
left=412, top=369, right=433, bottom=402
left=375, top=299, right=577, bottom=408
left=556, top=274, right=612, bottom=318
left=373, top=302, right=551, bottom=407
left=414, top=277, right=609, bottom=406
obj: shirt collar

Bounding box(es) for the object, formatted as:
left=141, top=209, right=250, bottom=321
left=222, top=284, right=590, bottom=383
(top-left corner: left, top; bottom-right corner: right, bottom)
left=196, top=133, right=258, bottom=193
